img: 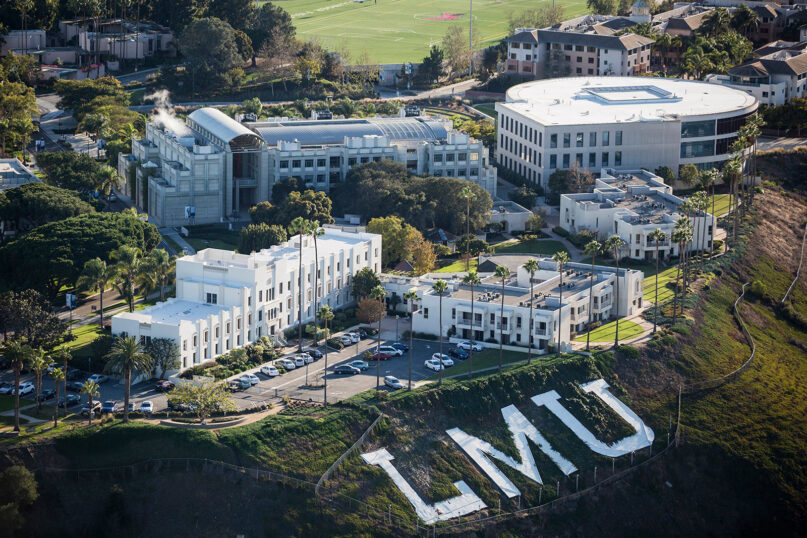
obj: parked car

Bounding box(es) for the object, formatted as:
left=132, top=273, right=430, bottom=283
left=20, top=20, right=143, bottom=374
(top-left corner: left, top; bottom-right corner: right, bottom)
left=390, top=343, right=409, bottom=352
left=299, top=353, right=313, bottom=364
left=67, top=369, right=86, bottom=381
left=127, top=402, right=136, bottom=412
left=240, top=373, right=260, bottom=385
left=87, top=374, right=109, bottom=384
left=66, top=381, right=84, bottom=392
left=334, top=365, right=360, bottom=375
left=15, top=382, right=35, bottom=396
left=58, top=394, right=81, bottom=408
left=81, top=401, right=102, bottom=416
left=346, top=332, right=360, bottom=343
left=45, top=362, right=58, bottom=375
left=293, top=357, right=305, bottom=368
left=349, top=360, right=369, bottom=371
left=307, top=349, right=323, bottom=360
left=456, top=340, right=483, bottom=352
left=384, top=376, right=403, bottom=390
left=36, top=389, right=56, bottom=402
left=275, top=358, right=296, bottom=370
left=260, top=364, right=280, bottom=377
left=0, top=383, right=13, bottom=395
left=378, top=345, right=403, bottom=357
left=431, top=353, right=454, bottom=367
left=155, top=380, right=175, bottom=392
left=448, top=347, right=469, bottom=360
left=424, top=359, right=445, bottom=371
left=139, top=401, right=153, bottom=414
left=101, top=400, right=119, bottom=413
left=370, top=351, right=392, bottom=361
left=339, top=335, right=353, bottom=346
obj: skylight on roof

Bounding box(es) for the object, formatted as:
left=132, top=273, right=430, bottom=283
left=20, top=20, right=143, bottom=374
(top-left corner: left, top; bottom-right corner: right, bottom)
left=583, top=85, right=680, bottom=104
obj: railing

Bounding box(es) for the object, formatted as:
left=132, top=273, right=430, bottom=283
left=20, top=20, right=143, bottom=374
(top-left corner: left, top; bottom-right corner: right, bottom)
left=456, top=319, right=483, bottom=328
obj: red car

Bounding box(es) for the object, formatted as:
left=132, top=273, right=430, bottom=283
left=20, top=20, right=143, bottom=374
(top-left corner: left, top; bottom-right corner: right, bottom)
left=370, top=352, right=392, bottom=361
left=155, top=380, right=175, bottom=392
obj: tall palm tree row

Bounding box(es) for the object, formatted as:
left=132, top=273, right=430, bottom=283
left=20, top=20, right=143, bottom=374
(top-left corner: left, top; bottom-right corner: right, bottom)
left=604, top=236, right=626, bottom=348
left=3, top=340, right=32, bottom=432
left=29, top=348, right=47, bottom=413
left=431, top=280, right=448, bottom=385
left=104, top=335, right=152, bottom=423
left=699, top=168, right=719, bottom=261
left=552, top=251, right=570, bottom=356
left=318, top=305, right=334, bottom=405
left=522, top=259, right=540, bottom=363
left=140, top=249, right=176, bottom=302
left=51, top=367, right=65, bottom=427
left=671, top=218, right=693, bottom=324
left=583, top=240, right=601, bottom=351
left=111, top=245, right=143, bottom=313
left=52, top=348, right=71, bottom=415
left=461, top=270, right=481, bottom=379
left=493, top=265, right=510, bottom=372
left=81, top=379, right=100, bottom=426
left=369, top=285, right=387, bottom=392
left=404, top=290, right=419, bottom=389
left=78, top=257, right=116, bottom=329
left=647, top=228, right=667, bottom=333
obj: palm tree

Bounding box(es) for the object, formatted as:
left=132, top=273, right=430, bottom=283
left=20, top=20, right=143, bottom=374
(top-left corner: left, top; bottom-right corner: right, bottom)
left=77, top=257, right=116, bottom=329
left=494, top=265, right=510, bottom=372
left=552, top=251, right=571, bottom=356
left=699, top=169, right=719, bottom=261
left=671, top=218, right=693, bottom=323
left=700, top=7, right=731, bottom=37
left=462, top=270, right=481, bottom=378
left=289, top=217, right=312, bottom=351
left=117, top=122, right=138, bottom=142
left=52, top=348, right=71, bottom=414
left=111, top=245, right=142, bottom=313
left=403, top=289, right=419, bottom=390
left=3, top=341, right=32, bottom=432
left=522, top=259, right=540, bottom=363
left=460, top=186, right=476, bottom=271
left=16, top=0, right=34, bottom=56
left=431, top=280, right=449, bottom=385
left=98, top=166, right=120, bottom=199
left=604, top=236, right=626, bottom=348
left=369, top=285, right=387, bottom=392
left=51, top=367, right=65, bottom=427
left=310, top=222, right=324, bottom=345
left=81, top=380, right=100, bottom=426
left=104, top=335, right=152, bottom=423
left=647, top=229, right=667, bottom=333
left=732, top=4, right=759, bottom=37
left=583, top=240, right=601, bottom=351
left=29, top=349, right=47, bottom=413
left=318, top=305, right=334, bottom=406
left=141, top=249, right=175, bottom=302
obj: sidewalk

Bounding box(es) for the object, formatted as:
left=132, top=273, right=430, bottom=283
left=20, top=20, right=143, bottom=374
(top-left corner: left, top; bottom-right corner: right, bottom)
left=159, top=228, right=196, bottom=255
left=569, top=309, right=655, bottom=351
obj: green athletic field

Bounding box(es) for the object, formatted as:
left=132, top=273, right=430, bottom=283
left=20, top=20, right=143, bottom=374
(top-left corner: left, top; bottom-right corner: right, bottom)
left=272, top=0, right=589, bottom=63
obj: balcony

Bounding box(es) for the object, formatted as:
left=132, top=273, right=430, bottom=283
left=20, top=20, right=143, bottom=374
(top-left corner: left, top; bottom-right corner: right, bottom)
left=456, top=319, right=483, bottom=328
left=534, top=328, right=548, bottom=336
left=593, top=299, right=612, bottom=310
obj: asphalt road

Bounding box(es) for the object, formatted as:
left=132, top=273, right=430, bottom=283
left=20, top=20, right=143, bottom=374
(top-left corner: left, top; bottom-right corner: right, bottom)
left=0, top=337, right=460, bottom=414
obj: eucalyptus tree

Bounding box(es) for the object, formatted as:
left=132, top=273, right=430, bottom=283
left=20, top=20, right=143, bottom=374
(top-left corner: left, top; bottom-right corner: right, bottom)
left=494, top=265, right=510, bottom=372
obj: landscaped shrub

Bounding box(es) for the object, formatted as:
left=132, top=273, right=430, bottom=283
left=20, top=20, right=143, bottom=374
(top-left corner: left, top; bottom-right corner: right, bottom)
left=670, top=324, right=691, bottom=335
left=326, top=338, right=344, bottom=350
left=553, top=226, right=570, bottom=238
left=616, top=345, right=640, bottom=359
left=569, top=230, right=597, bottom=248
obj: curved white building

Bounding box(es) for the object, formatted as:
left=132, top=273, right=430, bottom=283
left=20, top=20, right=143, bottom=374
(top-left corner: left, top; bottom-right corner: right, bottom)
left=495, top=77, right=758, bottom=188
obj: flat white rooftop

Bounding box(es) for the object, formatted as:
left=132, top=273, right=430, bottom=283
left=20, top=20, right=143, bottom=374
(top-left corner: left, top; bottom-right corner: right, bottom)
left=115, top=299, right=229, bottom=325
left=501, top=77, right=758, bottom=126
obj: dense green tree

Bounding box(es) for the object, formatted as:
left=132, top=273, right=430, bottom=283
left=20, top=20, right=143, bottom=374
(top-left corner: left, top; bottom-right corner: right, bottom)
left=146, top=0, right=209, bottom=33
left=53, top=76, right=127, bottom=116
left=0, top=289, right=65, bottom=350
left=0, top=213, right=160, bottom=300
left=139, top=248, right=175, bottom=301
left=508, top=5, right=565, bottom=34
left=509, top=185, right=538, bottom=208
left=351, top=267, right=381, bottom=300
left=238, top=222, right=288, bottom=253
left=208, top=0, right=254, bottom=30
left=366, top=216, right=423, bottom=267
left=678, top=163, right=700, bottom=186
left=180, top=17, right=244, bottom=89
left=587, top=0, right=617, bottom=15
left=699, top=7, right=731, bottom=37
left=35, top=152, right=104, bottom=193
left=270, top=176, right=306, bottom=204
left=271, top=189, right=334, bottom=228
left=0, top=54, right=40, bottom=86
left=419, top=45, right=444, bottom=84
left=77, top=257, right=115, bottom=329
left=0, top=465, right=38, bottom=532
left=441, top=24, right=476, bottom=77
left=0, top=182, right=94, bottom=232
left=247, top=2, right=295, bottom=61
left=104, top=335, right=152, bottom=422
left=0, top=81, right=37, bottom=156
left=112, top=244, right=143, bottom=313
left=145, top=337, right=181, bottom=379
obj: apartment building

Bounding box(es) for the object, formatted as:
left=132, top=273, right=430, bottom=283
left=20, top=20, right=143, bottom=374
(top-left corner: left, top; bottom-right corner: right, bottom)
left=112, top=228, right=382, bottom=372
left=384, top=256, right=643, bottom=352
left=495, top=77, right=758, bottom=188
left=560, top=169, right=715, bottom=260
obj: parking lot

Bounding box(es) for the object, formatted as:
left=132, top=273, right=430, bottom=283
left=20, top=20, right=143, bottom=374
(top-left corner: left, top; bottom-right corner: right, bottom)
left=0, top=336, right=464, bottom=413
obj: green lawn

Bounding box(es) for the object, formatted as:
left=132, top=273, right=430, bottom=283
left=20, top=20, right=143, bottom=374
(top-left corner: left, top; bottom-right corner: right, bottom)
left=644, top=266, right=678, bottom=305
left=423, top=107, right=476, bottom=121
left=56, top=323, right=105, bottom=351
left=427, top=347, right=533, bottom=379
left=279, top=0, right=589, bottom=63
left=472, top=103, right=498, bottom=118
left=495, top=239, right=569, bottom=255
left=0, top=395, right=15, bottom=413
left=185, top=225, right=240, bottom=252
left=710, top=194, right=732, bottom=217
left=433, top=258, right=478, bottom=273
left=573, top=319, right=644, bottom=342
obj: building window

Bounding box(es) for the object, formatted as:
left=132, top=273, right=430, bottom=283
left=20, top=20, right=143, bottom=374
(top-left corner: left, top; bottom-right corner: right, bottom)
left=615, top=151, right=622, bottom=166
left=575, top=153, right=582, bottom=166
left=279, top=160, right=288, bottom=169
left=588, top=153, right=596, bottom=167
left=602, top=131, right=610, bottom=146
left=589, top=132, right=596, bottom=146
left=576, top=133, right=583, bottom=147
left=680, top=141, right=715, bottom=158
left=292, top=159, right=301, bottom=168
left=305, top=159, right=314, bottom=167
left=681, top=119, right=716, bottom=138
left=550, top=154, right=557, bottom=168
left=424, top=308, right=429, bottom=319
left=206, top=293, right=217, bottom=304
left=563, top=133, right=570, bottom=148
left=602, top=152, right=609, bottom=166
left=550, top=133, right=557, bottom=148
left=317, top=158, right=326, bottom=167
left=615, top=131, right=623, bottom=146
left=562, top=154, right=570, bottom=168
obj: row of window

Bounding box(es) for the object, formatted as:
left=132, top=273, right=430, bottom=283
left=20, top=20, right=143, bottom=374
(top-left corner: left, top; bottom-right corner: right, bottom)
left=548, top=152, right=622, bottom=169
left=550, top=130, right=622, bottom=149
left=279, top=157, right=341, bottom=169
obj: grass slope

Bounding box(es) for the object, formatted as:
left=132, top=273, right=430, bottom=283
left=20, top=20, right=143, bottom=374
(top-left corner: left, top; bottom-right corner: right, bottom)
left=573, top=319, right=643, bottom=342
left=433, top=258, right=478, bottom=273
left=279, top=0, right=589, bottom=63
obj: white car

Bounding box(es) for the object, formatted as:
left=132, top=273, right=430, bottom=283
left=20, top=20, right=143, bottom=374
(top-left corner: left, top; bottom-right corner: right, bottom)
left=378, top=346, right=403, bottom=357
left=339, top=335, right=353, bottom=345
left=240, top=373, right=260, bottom=385
left=293, top=357, right=305, bottom=368
left=456, top=340, right=483, bottom=352
left=275, top=358, right=295, bottom=370
left=261, top=364, right=280, bottom=377
left=299, top=353, right=314, bottom=364
left=431, top=353, right=454, bottom=367
left=347, top=332, right=360, bottom=343
left=384, top=376, right=403, bottom=390
left=424, top=359, right=445, bottom=371
left=139, top=401, right=153, bottom=414
left=16, top=382, right=35, bottom=396
left=87, top=373, right=109, bottom=384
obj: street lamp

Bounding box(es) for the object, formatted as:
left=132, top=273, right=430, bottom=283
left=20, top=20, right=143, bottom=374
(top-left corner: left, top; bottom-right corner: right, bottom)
left=395, top=315, right=400, bottom=342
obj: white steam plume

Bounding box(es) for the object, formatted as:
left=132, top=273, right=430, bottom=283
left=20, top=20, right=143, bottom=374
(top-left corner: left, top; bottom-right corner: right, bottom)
left=145, top=89, right=192, bottom=137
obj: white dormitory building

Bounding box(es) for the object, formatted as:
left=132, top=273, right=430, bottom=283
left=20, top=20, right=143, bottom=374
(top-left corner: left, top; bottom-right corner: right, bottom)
left=112, top=229, right=382, bottom=373
left=119, top=107, right=497, bottom=227
left=560, top=168, right=715, bottom=261
left=383, top=256, right=643, bottom=353
left=495, top=77, right=758, bottom=189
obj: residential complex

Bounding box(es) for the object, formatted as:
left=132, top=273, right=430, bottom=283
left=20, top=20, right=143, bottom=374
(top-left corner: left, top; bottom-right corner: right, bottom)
left=560, top=168, right=715, bottom=260
left=112, top=228, right=382, bottom=372
left=495, top=77, right=758, bottom=188
left=120, top=107, right=497, bottom=227
left=383, top=256, right=643, bottom=352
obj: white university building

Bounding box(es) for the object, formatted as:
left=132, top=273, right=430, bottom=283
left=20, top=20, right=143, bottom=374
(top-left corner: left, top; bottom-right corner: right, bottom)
left=382, top=256, right=644, bottom=353
left=560, top=168, right=716, bottom=260
left=112, top=228, right=382, bottom=372
left=495, top=76, right=758, bottom=189
left=119, top=107, right=497, bottom=227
